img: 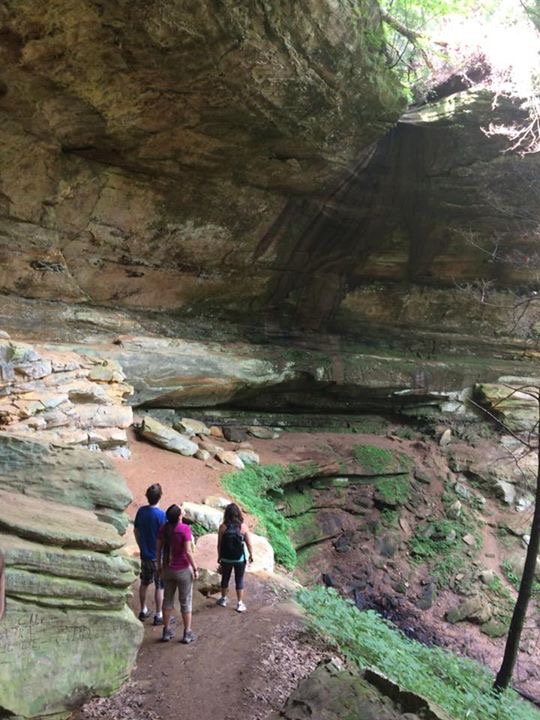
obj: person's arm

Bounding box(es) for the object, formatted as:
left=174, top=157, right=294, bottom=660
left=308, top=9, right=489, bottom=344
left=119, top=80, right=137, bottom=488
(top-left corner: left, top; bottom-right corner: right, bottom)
left=242, top=523, right=254, bottom=563
left=133, top=512, right=142, bottom=550
left=185, top=531, right=199, bottom=579
left=217, top=523, right=225, bottom=562
left=156, top=532, right=164, bottom=575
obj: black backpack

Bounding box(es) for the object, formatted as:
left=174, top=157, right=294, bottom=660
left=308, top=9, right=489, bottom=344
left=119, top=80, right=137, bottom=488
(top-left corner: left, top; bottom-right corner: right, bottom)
left=220, top=523, right=245, bottom=561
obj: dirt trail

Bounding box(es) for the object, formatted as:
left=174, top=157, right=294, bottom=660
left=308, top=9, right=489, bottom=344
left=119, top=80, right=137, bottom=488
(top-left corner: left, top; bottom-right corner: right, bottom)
left=82, top=430, right=326, bottom=720
left=128, top=577, right=319, bottom=720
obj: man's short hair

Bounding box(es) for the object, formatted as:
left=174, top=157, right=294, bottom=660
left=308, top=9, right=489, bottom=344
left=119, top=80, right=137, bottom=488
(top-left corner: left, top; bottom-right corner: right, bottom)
left=145, top=483, right=162, bottom=505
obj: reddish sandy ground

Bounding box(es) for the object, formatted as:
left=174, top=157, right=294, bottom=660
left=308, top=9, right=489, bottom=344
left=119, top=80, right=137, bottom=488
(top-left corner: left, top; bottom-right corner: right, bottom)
left=78, top=428, right=539, bottom=720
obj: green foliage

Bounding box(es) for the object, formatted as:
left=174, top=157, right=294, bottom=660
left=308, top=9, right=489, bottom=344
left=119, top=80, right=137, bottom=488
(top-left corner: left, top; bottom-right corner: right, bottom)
left=501, top=559, right=540, bottom=596
left=379, top=0, right=509, bottom=103
left=391, top=425, right=419, bottom=440
left=352, top=444, right=396, bottom=473
left=409, top=516, right=481, bottom=587
left=523, top=0, right=540, bottom=31
left=188, top=521, right=208, bottom=540
left=382, top=0, right=480, bottom=28
left=221, top=464, right=298, bottom=569
left=376, top=475, right=410, bottom=505
left=501, top=559, right=521, bottom=589
left=297, top=586, right=540, bottom=720
left=380, top=508, right=399, bottom=527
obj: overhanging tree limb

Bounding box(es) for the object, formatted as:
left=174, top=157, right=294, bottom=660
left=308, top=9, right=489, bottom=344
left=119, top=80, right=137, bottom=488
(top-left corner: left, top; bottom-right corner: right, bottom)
left=380, top=10, right=422, bottom=44
left=380, top=11, right=433, bottom=69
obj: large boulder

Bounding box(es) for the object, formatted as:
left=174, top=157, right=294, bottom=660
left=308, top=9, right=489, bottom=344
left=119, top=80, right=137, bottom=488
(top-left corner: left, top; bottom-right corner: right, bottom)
left=269, top=661, right=454, bottom=720
left=136, top=415, right=198, bottom=456
left=183, top=502, right=224, bottom=532
left=1, top=601, right=140, bottom=719
left=474, top=381, right=540, bottom=432
left=0, top=434, right=142, bottom=720
left=0, top=432, right=132, bottom=532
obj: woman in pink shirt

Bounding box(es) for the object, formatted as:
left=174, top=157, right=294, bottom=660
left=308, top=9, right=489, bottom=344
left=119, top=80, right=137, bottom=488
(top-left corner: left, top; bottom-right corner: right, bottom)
left=157, top=504, right=199, bottom=643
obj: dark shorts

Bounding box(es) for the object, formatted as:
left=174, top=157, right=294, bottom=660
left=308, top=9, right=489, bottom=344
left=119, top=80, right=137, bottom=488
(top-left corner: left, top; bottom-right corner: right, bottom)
left=220, top=561, right=246, bottom=590
left=140, top=559, right=164, bottom=588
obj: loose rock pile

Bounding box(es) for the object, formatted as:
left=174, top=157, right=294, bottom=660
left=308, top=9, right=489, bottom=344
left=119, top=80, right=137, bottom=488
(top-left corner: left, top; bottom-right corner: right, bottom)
left=0, top=333, right=133, bottom=457
left=136, top=415, right=264, bottom=469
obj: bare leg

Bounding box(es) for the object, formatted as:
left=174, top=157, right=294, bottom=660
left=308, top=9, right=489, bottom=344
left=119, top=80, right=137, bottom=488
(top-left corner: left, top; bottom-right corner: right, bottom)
left=236, top=588, right=244, bottom=603
left=155, top=587, right=164, bottom=615
left=139, top=582, right=149, bottom=612
left=163, top=606, right=173, bottom=630
left=181, top=611, right=192, bottom=633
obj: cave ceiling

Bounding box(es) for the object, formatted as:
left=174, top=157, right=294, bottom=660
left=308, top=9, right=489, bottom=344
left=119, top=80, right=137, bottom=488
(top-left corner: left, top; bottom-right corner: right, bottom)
left=0, top=1, right=539, bottom=349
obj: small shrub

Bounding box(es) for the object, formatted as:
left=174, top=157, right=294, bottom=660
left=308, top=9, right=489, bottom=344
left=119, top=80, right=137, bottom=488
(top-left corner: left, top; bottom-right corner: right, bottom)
left=376, top=475, right=410, bottom=505
left=501, top=560, right=540, bottom=596
left=501, top=559, right=521, bottom=589
left=380, top=508, right=399, bottom=527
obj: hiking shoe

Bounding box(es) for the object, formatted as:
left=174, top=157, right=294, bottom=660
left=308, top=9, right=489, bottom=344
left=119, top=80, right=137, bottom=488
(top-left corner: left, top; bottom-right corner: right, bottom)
left=138, top=609, right=151, bottom=621
left=152, top=615, right=164, bottom=626
left=236, top=601, right=247, bottom=613
left=180, top=630, right=196, bottom=644
left=216, top=596, right=228, bottom=607
left=161, top=628, right=175, bottom=642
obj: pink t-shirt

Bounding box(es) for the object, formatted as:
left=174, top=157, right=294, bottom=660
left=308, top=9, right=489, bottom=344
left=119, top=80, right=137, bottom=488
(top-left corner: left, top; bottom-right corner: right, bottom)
left=158, top=522, right=193, bottom=571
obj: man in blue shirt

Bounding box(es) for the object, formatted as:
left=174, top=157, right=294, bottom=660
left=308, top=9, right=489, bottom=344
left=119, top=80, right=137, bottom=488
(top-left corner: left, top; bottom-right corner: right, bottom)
left=134, top=483, right=166, bottom=624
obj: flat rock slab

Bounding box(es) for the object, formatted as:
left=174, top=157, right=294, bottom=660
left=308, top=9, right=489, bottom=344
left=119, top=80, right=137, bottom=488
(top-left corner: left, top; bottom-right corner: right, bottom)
left=268, top=661, right=406, bottom=720
left=0, top=489, right=124, bottom=552
left=7, top=568, right=127, bottom=610
left=0, top=432, right=131, bottom=513
left=1, top=532, right=137, bottom=587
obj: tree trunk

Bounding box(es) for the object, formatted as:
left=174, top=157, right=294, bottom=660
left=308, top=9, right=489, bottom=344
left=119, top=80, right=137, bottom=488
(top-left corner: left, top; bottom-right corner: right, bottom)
left=494, top=403, right=540, bottom=690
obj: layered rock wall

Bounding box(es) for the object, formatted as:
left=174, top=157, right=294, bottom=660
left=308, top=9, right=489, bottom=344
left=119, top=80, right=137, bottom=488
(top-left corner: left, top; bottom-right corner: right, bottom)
left=0, top=434, right=141, bottom=720
left=0, top=334, right=133, bottom=456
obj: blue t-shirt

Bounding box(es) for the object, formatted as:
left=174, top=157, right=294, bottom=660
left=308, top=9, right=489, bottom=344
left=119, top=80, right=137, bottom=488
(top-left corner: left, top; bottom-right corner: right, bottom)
left=134, top=505, right=166, bottom=561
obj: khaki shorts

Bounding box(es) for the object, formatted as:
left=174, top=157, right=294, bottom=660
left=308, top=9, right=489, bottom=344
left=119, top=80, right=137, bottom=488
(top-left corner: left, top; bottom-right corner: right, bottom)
left=162, top=567, right=193, bottom=613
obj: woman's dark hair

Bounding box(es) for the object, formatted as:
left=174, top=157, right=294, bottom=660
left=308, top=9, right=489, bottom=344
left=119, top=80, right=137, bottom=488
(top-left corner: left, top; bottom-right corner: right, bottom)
left=223, top=503, right=243, bottom=527
left=162, top=504, right=182, bottom=565
left=166, top=504, right=182, bottom=525
left=145, top=483, right=162, bottom=505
